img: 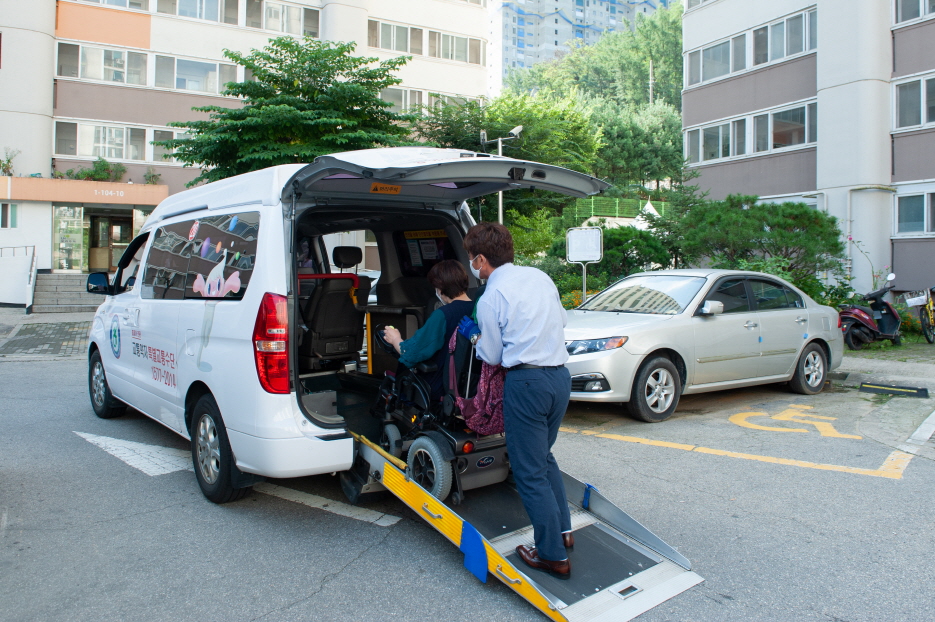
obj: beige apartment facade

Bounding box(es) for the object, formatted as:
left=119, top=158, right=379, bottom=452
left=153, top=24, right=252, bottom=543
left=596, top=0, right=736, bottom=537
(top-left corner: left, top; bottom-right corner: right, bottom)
left=682, top=0, right=935, bottom=293
left=0, top=0, right=488, bottom=279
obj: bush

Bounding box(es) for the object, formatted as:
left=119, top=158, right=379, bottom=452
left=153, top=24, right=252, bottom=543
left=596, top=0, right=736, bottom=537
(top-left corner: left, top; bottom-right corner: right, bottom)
left=64, top=158, right=126, bottom=182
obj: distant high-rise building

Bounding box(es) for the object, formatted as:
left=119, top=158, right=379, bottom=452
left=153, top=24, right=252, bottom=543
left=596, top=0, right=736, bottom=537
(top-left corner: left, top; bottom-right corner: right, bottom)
left=487, top=0, right=668, bottom=96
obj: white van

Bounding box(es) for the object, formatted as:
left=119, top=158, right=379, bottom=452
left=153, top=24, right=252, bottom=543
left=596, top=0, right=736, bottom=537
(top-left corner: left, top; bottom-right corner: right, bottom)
left=86, top=147, right=607, bottom=503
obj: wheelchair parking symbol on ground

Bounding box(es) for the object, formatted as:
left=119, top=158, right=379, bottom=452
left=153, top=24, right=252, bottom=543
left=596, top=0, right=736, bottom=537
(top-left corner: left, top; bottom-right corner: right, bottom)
left=729, top=404, right=862, bottom=439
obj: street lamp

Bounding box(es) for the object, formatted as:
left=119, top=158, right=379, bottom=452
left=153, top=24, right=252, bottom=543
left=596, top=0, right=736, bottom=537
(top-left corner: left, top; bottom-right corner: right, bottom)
left=480, top=125, right=523, bottom=224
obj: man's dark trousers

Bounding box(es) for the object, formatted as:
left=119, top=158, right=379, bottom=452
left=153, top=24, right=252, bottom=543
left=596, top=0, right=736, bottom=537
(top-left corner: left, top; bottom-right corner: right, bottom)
left=503, top=366, right=573, bottom=562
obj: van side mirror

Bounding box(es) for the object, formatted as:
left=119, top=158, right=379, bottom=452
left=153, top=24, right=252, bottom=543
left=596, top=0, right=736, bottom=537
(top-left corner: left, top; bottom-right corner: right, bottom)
left=698, top=300, right=724, bottom=316
left=87, top=272, right=111, bottom=295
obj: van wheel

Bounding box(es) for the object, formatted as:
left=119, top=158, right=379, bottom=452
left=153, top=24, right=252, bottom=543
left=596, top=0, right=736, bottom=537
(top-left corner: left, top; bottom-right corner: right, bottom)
left=191, top=395, right=247, bottom=504
left=627, top=356, right=681, bottom=423
left=89, top=350, right=126, bottom=419
left=407, top=436, right=452, bottom=501
left=380, top=423, right=402, bottom=458
left=789, top=343, right=827, bottom=395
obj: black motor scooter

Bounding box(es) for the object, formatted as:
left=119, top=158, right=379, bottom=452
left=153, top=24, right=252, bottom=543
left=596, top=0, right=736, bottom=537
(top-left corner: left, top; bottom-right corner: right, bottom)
left=839, top=273, right=902, bottom=349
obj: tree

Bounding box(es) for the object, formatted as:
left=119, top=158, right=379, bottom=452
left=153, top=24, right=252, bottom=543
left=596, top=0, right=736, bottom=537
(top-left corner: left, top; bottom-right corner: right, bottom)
left=411, top=92, right=601, bottom=218
left=549, top=224, right=671, bottom=281
left=157, top=37, right=414, bottom=186
left=506, top=208, right=555, bottom=257
left=505, top=2, right=684, bottom=110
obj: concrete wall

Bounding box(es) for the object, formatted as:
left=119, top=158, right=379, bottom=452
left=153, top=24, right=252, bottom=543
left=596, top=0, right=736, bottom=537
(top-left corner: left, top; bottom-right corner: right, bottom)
left=892, top=238, right=935, bottom=292
left=893, top=128, right=935, bottom=183
left=0, top=255, right=32, bottom=305
left=0, top=201, right=53, bottom=271
left=691, top=148, right=817, bottom=200
left=893, top=18, right=935, bottom=78
left=682, top=0, right=814, bottom=51
left=683, top=55, right=817, bottom=127
left=0, top=0, right=56, bottom=177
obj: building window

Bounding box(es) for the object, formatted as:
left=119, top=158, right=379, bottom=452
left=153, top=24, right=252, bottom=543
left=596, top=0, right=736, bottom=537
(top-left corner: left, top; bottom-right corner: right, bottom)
left=380, top=88, right=423, bottom=112
left=83, top=0, right=149, bottom=8
left=753, top=27, right=768, bottom=65
left=895, top=0, right=935, bottom=22
left=58, top=43, right=147, bottom=85
left=701, top=41, right=730, bottom=81
left=156, top=0, right=239, bottom=24
left=686, top=102, right=817, bottom=164
left=895, top=77, right=935, bottom=128
left=55, top=122, right=79, bottom=156
left=688, top=50, right=701, bottom=85
left=731, top=34, right=746, bottom=72
left=428, top=31, right=485, bottom=65
left=896, top=195, right=926, bottom=233
left=0, top=204, right=16, bottom=229
left=55, top=122, right=182, bottom=163
left=154, top=55, right=236, bottom=94
left=368, top=20, right=422, bottom=54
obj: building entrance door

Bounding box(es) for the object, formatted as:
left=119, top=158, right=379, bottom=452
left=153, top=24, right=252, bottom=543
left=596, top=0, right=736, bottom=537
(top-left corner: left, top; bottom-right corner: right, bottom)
left=89, top=215, right=133, bottom=272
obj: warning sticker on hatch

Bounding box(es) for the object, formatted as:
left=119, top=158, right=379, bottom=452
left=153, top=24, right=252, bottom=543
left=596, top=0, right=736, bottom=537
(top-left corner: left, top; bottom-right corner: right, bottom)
left=370, top=182, right=401, bottom=195
left=403, top=230, right=447, bottom=239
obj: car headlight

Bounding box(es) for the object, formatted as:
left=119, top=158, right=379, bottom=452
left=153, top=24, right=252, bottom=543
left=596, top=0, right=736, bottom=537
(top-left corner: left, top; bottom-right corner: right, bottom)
left=565, top=336, right=628, bottom=355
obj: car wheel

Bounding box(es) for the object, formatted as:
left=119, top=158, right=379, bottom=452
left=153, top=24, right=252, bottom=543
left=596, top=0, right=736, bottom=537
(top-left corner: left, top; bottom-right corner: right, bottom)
left=789, top=343, right=827, bottom=395
left=627, top=356, right=681, bottom=423
left=380, top=423, right=402, bottom=458
left=407, top=435, right=452, bottom=500
left=191, top=394, right=248, bottom=504
left=89, top=350, right=126, bottom=419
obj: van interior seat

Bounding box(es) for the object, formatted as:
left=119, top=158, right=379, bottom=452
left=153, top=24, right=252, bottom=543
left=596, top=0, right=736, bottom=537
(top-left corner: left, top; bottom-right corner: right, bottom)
left=299, top=246, right=370, bottom=368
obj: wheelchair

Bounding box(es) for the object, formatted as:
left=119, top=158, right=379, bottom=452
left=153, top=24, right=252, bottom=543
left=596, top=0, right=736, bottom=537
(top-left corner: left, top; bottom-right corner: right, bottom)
left=371, top=324, right=509, bottom=505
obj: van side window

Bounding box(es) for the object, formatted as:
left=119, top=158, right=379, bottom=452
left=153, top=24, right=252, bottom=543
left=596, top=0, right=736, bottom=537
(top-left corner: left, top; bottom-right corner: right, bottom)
left=184, top=212, right=259, bottom=300
left=141, top=222, right=193, bottom=300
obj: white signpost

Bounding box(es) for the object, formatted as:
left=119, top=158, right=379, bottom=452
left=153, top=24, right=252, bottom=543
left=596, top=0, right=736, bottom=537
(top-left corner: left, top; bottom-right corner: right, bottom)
left=566, top=227, right=603, bottom=305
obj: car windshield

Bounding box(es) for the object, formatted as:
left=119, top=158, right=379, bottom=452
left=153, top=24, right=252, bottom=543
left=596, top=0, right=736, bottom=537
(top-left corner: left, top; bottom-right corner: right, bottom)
left=579, top=275, right=707, bottom=315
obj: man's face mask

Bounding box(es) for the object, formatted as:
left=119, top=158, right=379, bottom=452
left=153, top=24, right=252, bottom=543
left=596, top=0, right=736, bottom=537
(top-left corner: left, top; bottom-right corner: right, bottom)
left=469, top=255, right=482, bottom=280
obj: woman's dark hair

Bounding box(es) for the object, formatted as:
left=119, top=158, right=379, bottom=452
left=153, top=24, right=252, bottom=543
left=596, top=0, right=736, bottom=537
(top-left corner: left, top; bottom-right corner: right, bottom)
left=427, top=259, right=469, bottom=299
left=462, top=222, right=514, bottom=267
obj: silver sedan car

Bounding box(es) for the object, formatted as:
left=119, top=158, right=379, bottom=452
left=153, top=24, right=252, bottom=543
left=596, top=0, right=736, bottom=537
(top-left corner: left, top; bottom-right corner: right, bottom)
left=564, top=269, right=844, bottom=422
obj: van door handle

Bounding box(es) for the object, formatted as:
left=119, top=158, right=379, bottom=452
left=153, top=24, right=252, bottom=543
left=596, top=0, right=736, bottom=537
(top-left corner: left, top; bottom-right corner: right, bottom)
left=743, top=321, right=758, bottom=329
left=795, top=316, right=808, bottom=324
left=186, top=329, right=195, bottom=356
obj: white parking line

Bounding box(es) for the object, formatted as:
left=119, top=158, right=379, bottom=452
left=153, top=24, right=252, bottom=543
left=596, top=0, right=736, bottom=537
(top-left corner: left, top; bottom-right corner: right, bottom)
left=254, top=482, right=401, bottom=527
left=898, top=409, right=935, bottom=455
left=75, top=431, right=401, bottom=527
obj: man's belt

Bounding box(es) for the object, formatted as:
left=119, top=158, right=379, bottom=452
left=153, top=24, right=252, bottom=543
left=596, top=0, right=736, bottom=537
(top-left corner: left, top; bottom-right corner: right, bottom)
left=505, top=363, right=565, bottom=372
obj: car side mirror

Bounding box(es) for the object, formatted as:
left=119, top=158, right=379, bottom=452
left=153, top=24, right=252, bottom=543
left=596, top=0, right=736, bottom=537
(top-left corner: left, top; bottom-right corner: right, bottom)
left=699, top=300, right=724, bottom=316
left=87, top=272, right=111, bottom=295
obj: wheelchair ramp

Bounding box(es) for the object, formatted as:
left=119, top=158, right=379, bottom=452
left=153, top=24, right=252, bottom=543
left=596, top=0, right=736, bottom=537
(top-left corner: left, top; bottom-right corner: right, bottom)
left=356, top=437, right=702, bottom=621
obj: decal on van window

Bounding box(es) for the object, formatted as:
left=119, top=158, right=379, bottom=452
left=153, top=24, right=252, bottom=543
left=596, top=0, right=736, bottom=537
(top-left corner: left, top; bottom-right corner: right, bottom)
left=370, top=182, right=401, bottom=195
left=109, top=314, right=121, bottom=359
left=403, top=230, right=447, bottom=239
left=185, top=212, right=259, bottom=300
left=394, top=230, right=455, bottom=278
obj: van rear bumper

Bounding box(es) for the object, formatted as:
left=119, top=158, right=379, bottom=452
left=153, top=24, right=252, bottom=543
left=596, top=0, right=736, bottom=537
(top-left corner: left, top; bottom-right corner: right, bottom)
left=228, top=430, right=354, bottom=478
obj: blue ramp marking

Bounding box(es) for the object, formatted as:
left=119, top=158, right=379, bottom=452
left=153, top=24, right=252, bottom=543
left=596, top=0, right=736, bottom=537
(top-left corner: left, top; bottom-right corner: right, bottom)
left=460, top=522, right=488, bottom=583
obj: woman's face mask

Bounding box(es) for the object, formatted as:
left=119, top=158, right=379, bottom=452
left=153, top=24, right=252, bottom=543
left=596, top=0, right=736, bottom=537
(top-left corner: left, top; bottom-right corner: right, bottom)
left=436, top=289, right=445, bottom=304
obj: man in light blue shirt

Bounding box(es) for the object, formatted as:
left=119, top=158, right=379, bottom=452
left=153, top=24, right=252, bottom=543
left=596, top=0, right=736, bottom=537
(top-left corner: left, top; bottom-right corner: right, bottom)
left=459, top=222, right=574, bottom=577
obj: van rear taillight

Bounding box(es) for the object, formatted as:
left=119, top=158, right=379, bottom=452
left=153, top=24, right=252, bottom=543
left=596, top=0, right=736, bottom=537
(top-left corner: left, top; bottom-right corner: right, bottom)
left=253, top=293, right=290, bottom=394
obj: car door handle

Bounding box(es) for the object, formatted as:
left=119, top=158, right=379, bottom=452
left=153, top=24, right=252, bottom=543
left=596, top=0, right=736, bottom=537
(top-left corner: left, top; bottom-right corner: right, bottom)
left=743, top=321, right=758, bottom=329
left=795, top=316, right=808, bottom=324
left=186, top=329, right=195, bottom=356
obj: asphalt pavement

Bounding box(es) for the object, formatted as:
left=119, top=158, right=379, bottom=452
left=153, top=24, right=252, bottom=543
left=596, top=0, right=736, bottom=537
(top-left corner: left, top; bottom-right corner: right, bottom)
left=1, top=312, right=935, bottom=621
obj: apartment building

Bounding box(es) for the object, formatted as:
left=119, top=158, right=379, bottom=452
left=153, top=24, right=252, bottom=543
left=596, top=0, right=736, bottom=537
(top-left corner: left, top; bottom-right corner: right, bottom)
left=681, top=0, right=935, bottom=293
left=487, top=0, right=666, bottom=96
left=0, top=0, right=488, bottom=280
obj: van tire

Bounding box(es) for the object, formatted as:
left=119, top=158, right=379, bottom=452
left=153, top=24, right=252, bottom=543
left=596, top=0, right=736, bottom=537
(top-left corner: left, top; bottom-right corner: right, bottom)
left=191, top=394, right=247, bottom=504
left=627, top=356, right=681, bottom=423
left=89, top=351, right=126, bottom=419
left=407, top=435, right=453, bottom=501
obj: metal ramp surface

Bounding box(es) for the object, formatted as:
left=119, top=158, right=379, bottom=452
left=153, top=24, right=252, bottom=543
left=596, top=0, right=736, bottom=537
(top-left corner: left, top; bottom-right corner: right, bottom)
left=355, top=436, right=703, bottom=621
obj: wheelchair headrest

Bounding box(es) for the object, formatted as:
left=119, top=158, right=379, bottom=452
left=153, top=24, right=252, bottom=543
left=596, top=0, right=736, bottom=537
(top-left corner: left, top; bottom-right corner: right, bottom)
left=332, top=246, right=362, bottom=269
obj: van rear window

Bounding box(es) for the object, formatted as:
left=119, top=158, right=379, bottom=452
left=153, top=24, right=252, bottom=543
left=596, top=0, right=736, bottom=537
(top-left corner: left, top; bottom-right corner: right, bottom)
left=140, top=212, right=260, bottom=301
left=393, top=229, right=455, bottom=278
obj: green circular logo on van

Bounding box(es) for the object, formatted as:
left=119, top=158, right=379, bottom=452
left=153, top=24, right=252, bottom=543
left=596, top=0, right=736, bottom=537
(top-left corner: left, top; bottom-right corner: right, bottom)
left=110, top=315, right=121, bottom=359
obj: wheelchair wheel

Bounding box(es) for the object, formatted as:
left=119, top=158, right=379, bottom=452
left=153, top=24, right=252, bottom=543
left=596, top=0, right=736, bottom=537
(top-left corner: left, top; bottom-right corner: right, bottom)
left=407, top=435, right=452, bottom=500
left=380, top=423, right=402, bottom=458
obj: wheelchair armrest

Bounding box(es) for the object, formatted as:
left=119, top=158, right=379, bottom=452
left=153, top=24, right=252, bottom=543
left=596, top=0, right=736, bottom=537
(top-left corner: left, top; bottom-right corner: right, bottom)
left=416, top=362, right=438, bottom=374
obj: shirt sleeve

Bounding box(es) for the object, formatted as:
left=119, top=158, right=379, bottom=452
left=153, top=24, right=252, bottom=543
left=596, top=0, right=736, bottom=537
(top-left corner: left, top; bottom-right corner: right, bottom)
left=475, top=294, right=504, bottom=366
left=398, top=309, right=448, bottom=368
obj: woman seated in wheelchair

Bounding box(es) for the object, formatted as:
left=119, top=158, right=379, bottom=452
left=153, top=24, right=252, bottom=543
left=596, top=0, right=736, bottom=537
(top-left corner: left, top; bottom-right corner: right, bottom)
left=381, top=260, right=473, bottom=402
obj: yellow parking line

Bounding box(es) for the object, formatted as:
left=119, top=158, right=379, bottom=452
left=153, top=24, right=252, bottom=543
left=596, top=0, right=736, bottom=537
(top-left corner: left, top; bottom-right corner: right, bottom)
left=560, top=428, right=915, bottom=479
